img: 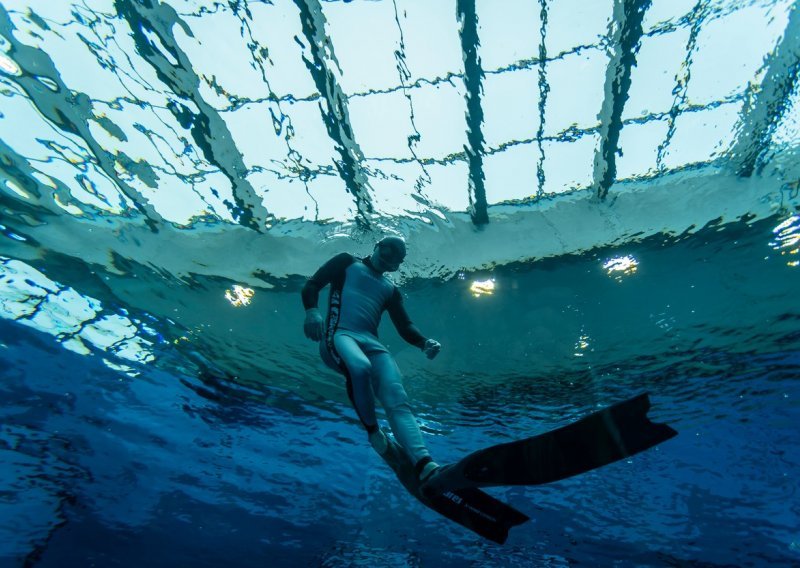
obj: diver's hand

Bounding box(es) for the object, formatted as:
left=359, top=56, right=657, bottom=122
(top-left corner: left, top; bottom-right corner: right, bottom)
left=423, top=339, right=441, bottom=360
left=304, top=308, right=324, bottom=341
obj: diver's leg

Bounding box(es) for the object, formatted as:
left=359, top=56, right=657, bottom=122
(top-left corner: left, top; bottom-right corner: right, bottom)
left=332, top=333, right=380, bottom=434
left=369, top=350, right=437, bottom=478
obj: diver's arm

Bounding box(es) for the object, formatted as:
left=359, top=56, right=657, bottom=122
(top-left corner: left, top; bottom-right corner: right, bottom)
left=301, top=252, right=353, bottom=340
left=386, top=288, right=440, bottom=359
left=301, top=252, right=353, bottom=309
left=386, top=288, right=426, bottom=347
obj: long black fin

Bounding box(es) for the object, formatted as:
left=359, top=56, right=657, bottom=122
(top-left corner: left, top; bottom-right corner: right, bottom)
left=423, top=393, right=677, bottom=494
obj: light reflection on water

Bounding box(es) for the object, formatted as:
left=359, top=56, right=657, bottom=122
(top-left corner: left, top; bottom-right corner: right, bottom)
left=603, top=254, right=639, bottom=280
left=0, top=256, right=159, bottom=371
left=771, top=214, right=800, bottom=267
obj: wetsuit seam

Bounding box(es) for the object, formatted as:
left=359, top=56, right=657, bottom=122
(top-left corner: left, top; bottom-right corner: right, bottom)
left=325, top=262, right=377, bottom=431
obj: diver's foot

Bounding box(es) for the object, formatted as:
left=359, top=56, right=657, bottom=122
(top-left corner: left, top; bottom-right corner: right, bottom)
left=418, top=462, right=444, bottom=498
left=415, top=455, right=440, bottom=486
left=368, top=428, right=389, bottom=455
left=418, top=460, right=440, bottom=483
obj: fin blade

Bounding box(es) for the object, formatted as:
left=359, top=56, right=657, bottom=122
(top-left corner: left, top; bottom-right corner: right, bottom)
left=427, top=392, right=677, bottom=493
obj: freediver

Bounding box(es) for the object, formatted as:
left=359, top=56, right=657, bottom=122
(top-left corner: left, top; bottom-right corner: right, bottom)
left=301, top=236, right=442, bottom=483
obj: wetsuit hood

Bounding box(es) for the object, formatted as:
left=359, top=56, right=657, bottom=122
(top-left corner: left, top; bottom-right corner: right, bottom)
left=372, top=236, right=406, bottom=272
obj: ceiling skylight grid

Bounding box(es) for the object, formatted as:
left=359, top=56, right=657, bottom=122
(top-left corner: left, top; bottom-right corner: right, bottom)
left=542, top=50, right=609, bottom=137
left=322, top=0, right=403, bottom=95
left=542, top=0, right=613, bottom=55
left=483, top=142, right=540, bottom=204
left=615, top=119, right=671, bottom=179
left=474, top=0, right=542, bottom=71
left=642, top=0, right=698, bottom=32
left=661, top=103, right=744, bottom=169
left=543, top=135, right=600, bottom=194
left=480, top=68, right=542, bottom=167
left=685, top=3, right=789, bottom=106
left=0, top=0, right=798, bottom=229
left=622, top=28, right=692, bottom=122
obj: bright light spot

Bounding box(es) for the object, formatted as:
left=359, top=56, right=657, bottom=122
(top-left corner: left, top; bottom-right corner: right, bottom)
left=0, top=258, right=155, bottom=366
left=771, top=215, right=800, bottom=267
left=54, top=194, right=84, bottom=216
left=603, top=255, right=639, bottom=280
left=574, top=334, right=590, bottom=357
left=37, top=76, right=58, bottom=92
left=31, top=172, right=57, bottom=189
left=470, top=279, right=495, bottom=297
left=79, top=314, right=137, bottom=350
left=3, top=179, right=30, bottom=200
left=225, top=285, right=255, bottom=307
left=62, top=336, right=91, bottom=356
left=0, top=53, right=21, bottom=76
left=103, top=359, right=140, bottom=377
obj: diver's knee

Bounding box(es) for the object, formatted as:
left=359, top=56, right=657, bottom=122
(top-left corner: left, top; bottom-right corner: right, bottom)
left=347, top=360, right=372, bottom=382
left=382, top=381, right=410, bottom=411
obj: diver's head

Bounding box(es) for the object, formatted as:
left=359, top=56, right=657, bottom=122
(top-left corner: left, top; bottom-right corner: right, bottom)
left=371, top=236, right=407, bottom=273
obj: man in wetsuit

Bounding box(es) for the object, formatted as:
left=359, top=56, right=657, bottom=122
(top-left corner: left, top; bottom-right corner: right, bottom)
left=301, top=236, right=442, bottom=483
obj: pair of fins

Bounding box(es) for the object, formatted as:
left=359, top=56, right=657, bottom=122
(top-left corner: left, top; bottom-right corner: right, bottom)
left=379, top=392, right=677, bottom=544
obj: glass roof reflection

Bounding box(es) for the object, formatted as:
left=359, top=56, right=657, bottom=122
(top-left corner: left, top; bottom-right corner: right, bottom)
left=0, top=0, right=796, bottom=228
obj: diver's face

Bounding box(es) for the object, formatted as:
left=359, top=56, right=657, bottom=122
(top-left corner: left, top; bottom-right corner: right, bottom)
left=374, top=243, right=406, bottom=272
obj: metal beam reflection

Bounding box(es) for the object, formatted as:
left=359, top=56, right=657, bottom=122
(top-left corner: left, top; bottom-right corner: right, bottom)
left=0, top=3, right=164, bottom=230
left=293, top=0, right=375, bottom=228
left=115, top=0, right=273, bottom=231
left=592, top=0, right=652, bottom=200
left=535, top=0, right=549, bottom=196
left=729, top=2, right=800, bottom=177
left=656, top=0, right=708, bottom=172
left=457, top=0, right=489, bottom=225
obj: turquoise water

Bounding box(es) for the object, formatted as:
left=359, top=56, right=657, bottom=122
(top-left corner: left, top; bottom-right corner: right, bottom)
left=2, top=217, right=799, bottom=566
left=2, top=0, right=800, bottom=565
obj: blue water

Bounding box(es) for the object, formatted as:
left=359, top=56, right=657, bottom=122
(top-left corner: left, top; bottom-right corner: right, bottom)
left=2, top=216, right=800, bottom=566
left=2, top=0, right=800, bottom=565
